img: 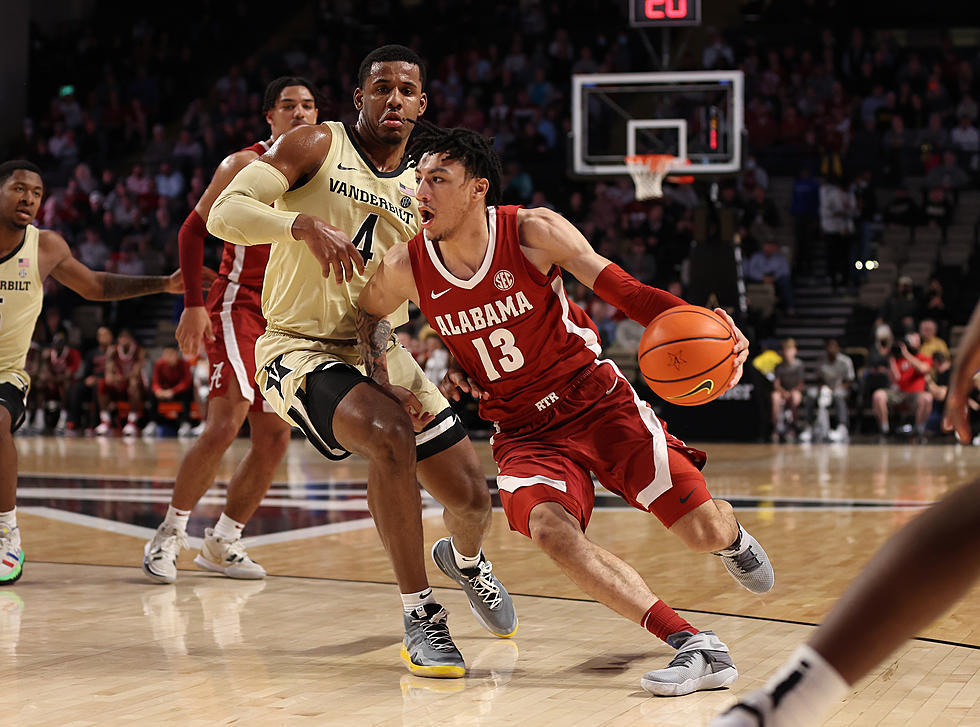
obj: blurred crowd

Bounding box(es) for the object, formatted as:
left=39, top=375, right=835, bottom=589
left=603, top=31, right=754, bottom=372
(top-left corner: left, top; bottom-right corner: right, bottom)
left=5, top=1, right=980, bottom=438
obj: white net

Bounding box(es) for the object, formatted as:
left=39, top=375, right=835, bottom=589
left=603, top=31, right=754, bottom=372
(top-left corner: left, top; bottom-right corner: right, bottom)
left=624, top=155, right=688, bottom=201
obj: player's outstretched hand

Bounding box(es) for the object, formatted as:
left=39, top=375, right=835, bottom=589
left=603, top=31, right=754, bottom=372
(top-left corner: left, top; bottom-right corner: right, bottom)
left=292, top=213, right=366, bottom=284
left=439, top=369, right=489, bottom=402
left=714, top=307, right=749, bottom=389
left=381, top=384, right=434, bottom=431
left=942, top=392, right=972, bottom=444
left=166, top=266, right=217, bottom=294
left=176, top=306, right=215, bottom=358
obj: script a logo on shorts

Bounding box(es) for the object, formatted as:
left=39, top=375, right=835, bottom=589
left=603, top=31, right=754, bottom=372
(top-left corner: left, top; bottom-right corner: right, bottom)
left=209, top=361, right=225, bottom=391
left=494, top=270, right=514, bottom=292
left=669, top=379, right=714, bottom=400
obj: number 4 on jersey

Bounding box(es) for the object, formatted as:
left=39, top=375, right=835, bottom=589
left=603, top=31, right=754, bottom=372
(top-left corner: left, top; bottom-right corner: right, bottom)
left=352, top=214, right=378, bottom=263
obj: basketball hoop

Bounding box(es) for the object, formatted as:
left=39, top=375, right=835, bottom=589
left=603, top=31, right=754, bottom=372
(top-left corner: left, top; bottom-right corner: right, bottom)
left=624, top=154, right=695, bottom=200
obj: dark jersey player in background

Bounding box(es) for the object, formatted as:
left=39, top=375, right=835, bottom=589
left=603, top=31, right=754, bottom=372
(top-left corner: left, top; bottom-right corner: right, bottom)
left=356, top=125, right=775, bottom=696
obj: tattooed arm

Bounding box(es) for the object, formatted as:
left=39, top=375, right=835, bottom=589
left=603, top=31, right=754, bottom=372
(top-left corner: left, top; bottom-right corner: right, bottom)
left=355, top=309, right=394, bottom=386
left=356, top=243, right=421, bottom=381
left=39, top=229, right=214, bottom=300
left=356, top=243, right=433, bottom=429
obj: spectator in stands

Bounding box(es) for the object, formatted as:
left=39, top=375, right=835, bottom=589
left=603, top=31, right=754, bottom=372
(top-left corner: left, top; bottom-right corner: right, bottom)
left=950, top=114, right=979, bottom=172
left=771, top=338, right=806, bottom=442
left=96, top=329, right=146, bottom=437
left=420, top=330, right=450, bottom=387
left=154, top=162, right=184, bottom=200
left=922, top=186, right=953, bottom=228
left=915, top=112, right=949, bottom=155
left=819, top=175, right=856, bottom=291
left=34, top=332, right=82, bottom=433
left=883, top=187, right=921, bottom=227
left=880, top=275, right=919, bottom=335
left=871, top=330, right=933, bottom=440
left=78, top=229, right=110, bottom=271
left=745, top=238, right=795, bottom=314
left=144, top=347, right=194, bottom=437
left=67, top=326, right=113, bottom=432
left=918, top=318, right=949, bottom=360
left=812, top=338, right=855, bottom=442
left=925, top=150, right=969, bottom=190
left=790, top=166, right=821, bottom=277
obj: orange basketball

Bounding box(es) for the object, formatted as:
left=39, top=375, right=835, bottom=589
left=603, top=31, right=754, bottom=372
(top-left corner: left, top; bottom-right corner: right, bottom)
left=637, top=305, right=737, bottom=406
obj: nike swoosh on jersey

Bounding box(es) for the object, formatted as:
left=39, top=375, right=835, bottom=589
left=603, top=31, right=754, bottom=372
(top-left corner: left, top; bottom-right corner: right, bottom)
left=669, top=379, right=714, bottom=400
left=337, top=163, right=357, bottom=171
left=605, top=379, right=618, bottom=395
left=431, top=288, right=453, bottom=299
left=679, top=487, right=698, bottom=504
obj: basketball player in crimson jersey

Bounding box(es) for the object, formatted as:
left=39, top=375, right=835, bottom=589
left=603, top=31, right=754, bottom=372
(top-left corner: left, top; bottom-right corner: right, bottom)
left=142, top=78, right=319, bottom=585
left=356, top=126, right=775, bottom=696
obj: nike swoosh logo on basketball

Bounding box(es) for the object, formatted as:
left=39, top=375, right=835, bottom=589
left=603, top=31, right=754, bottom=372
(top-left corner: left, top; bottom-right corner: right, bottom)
left=431, top=288, right=452, bottom=299
left=669, top=379, right=714, bottom=400
left=337, top=163, right=357, bottom=171
left=679, top=488, right=697, bottom=504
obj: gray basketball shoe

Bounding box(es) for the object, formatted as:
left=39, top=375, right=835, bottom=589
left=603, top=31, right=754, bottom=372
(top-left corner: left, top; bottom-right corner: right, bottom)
left=401, top=602, right=466, bottom=678
left=641, top=630, right=738, bottom=696
left=431, top=537, right=518, bottom=637
left=715, top=525, right=775, bottom=594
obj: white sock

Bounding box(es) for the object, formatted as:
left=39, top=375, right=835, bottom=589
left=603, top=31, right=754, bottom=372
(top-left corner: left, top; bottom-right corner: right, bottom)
left=0, top=508, right=16, bottom=529
left=213, top=512, right=244, bottom=541
left=450, top=537, right=482, bottom=570
left=716, top=523, right=748, bottom=556
left=400, top=587, right=436, bottom=614
left=100, top=411, right=111, bottom=423
left=127, top=411, right=138, bottom=423
left=163, top=505, right=190, bottom=532
left=764, top=644, right=850, bottom=726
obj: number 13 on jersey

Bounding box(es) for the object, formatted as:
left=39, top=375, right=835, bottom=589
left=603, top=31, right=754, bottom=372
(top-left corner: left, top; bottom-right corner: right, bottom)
left=471, top=327, right=524, bottom=381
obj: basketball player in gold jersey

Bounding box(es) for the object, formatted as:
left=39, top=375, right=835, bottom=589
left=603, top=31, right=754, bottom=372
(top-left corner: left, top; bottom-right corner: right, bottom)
left=0, top=159, right=199, bottom=584
left=208, top=45, right=516, bottom=677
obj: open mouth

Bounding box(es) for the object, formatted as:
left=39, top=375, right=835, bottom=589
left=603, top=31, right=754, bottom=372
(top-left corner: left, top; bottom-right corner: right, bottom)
left=420, top=208, right=434, bottom=226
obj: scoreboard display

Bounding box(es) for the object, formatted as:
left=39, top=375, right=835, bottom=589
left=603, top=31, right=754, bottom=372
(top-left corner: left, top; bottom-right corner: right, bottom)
left=629, top=0, right=701, bottom=27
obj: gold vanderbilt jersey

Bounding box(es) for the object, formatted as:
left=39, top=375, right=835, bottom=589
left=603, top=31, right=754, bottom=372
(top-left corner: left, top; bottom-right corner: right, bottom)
left=0, top=225, right=43, bottom=387
left=262, top=120, right=419, bottom=341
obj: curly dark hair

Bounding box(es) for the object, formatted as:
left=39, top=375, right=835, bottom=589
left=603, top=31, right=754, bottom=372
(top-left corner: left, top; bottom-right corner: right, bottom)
left=406, top=121, right=502, bottom=206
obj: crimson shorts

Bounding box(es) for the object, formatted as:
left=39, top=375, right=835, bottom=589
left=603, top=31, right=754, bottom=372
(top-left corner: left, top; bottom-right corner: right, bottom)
left=492, top=362, right=712, bottom=538
left=205, top=278, right=270, bottom=413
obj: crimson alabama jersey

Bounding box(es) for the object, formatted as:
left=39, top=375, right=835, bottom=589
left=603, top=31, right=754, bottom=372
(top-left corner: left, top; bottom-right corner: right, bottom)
left=214, top=140, right=272, bottom=288
left=407, top=205, right=600, bottom=425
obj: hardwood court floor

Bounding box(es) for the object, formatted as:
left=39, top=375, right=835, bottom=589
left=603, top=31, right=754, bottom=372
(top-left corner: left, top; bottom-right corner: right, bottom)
left=5, top=437, right=980, bottom=726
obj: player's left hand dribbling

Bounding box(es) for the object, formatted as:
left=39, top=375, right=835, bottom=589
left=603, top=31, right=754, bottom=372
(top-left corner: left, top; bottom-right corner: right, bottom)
left=714, top=307, right=748, bottom=390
